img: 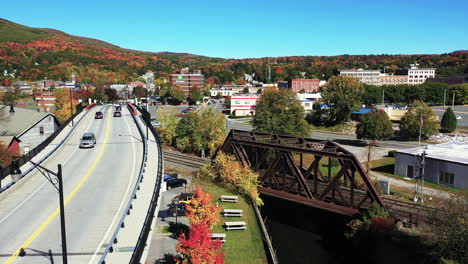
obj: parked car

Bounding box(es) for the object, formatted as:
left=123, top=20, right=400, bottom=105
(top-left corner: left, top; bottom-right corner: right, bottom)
left=116, top=106, right=122, bottom=111
left=456, top=115, right=462, bottom=120
left=95, top=111, right=104, bottom=119
left=182, top=109, right=189, bottom=114
left=168, top=203, right=187, bottom=217
left=187, top=107, right=195, bottom=111
left=221, top=105, right=226, bottom=108
left=166, top=178, right=187, bottom=190
left=79, top=132, right=96, bottom=148
left=176, top=113, right=185, bottom=117
left=113, top=111, right=122, bottom=117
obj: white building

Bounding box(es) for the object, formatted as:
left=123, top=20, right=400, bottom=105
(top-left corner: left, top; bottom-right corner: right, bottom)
left=407, top=64, right=436, bottom=85
left=230, top=94, right=260, bottom=116
left=339, top=69, right=381, bottom=85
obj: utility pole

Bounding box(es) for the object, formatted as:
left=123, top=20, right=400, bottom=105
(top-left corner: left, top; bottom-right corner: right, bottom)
left=452, top=92, right=455, bottom=110
left=69, top=88, right=74, bottom=126
left=414, top=147, right=427, bottom=204
left=382, top=90, right=385, bottom=106
left=443, top=89, right=446, bottom=107
left=418, top=111, right=423, bottom=147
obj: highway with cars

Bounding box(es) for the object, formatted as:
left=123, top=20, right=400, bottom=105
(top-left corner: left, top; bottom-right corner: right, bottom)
left=0, top=105, right=143, bottom=263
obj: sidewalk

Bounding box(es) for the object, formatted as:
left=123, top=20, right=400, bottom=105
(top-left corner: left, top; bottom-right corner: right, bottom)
left=102, top=111, right=162, bottom=263
left=0, top=109, right=89, bottom=195
left=369, top=171, right=452, bottom=199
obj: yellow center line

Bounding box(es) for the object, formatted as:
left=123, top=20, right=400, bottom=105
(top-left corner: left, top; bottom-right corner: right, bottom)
left=5, top=108, right=112, bottom=264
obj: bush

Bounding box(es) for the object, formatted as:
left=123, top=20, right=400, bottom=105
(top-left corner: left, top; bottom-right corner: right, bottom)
left=440, top=107, right=457, bottom=133
left=388, top=150, right=396, bottom=157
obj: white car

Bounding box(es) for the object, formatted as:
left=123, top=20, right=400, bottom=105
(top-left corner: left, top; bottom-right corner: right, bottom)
left=456, top=115, right=462, bottom=120
left=151, top=121, right=161, bottom=127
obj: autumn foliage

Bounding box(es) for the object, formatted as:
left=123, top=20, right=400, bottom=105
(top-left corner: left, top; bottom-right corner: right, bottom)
left=202, top=152, right=262, bottom=205
left=176, top=186, right=224, bottom=264
left=186, top=186, right=221, bottom=229
left=53, top=88, right=79, bottom=123
left=176, top=223, right=224, bottom=264
left=0, top=142, right=16, bottom=167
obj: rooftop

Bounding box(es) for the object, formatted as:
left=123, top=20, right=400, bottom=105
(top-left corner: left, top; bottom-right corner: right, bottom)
left=0, top=106, right=52, bottom=138
left=397, top=142, right=468, bottom=165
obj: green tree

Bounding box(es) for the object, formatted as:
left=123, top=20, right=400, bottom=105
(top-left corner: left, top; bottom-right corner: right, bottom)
left=92, top=86, right=107, bottom=102
left=175, top=109, right=226, bottom=157
left=425, top=191, right=468, bottom=263
left=362, top=84, right=382, bottom=106
left=448, top=83, right=468, bottom=105
left=440, top=107, right=457, bottom=133
left=156, top=110, right=179, bottom=145
left=356, top=111, right=394, bottom=141
left=321, top=76, right=364, bottom=124
left=253, top=89, right=310, bottom=137
left=133, top=86, right=146, bottom=98
left=171, top=86, right=186, bottom=103
left=400, top=100, right=439, bottom=139
left=189, top=85, right=203, bottom=103
left=242, top=87, right=249, bottom=93
left=356, top=110, right=394, bottom=172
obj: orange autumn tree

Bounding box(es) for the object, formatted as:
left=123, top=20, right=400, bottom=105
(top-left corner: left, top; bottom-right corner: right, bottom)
left=185, top=186, right=221, bottom=228
left=53, top=88, right=78, bottom=122
left=202, top=152, right=262, bottom=205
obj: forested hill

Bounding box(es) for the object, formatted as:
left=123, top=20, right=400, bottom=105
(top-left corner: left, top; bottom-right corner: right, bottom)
left=1, top=18, right=467, bottom=85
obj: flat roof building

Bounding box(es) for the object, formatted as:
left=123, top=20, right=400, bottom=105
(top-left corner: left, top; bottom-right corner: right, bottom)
left=339, top=69, right=381, bottom=86
left=394, top=142, right=468, bottom=189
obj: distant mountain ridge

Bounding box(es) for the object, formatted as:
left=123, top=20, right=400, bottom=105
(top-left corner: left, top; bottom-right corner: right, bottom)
left=0, top=18, right=467, bottom=85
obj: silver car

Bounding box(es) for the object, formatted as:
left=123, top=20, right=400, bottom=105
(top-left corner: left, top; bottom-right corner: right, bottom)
left=79, top=132, right=96, bottom=148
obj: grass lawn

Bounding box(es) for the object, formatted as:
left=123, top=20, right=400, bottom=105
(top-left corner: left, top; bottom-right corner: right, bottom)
left=193, top=177, right=268, bottom=264
left=370, top=157, right=461, bottom=193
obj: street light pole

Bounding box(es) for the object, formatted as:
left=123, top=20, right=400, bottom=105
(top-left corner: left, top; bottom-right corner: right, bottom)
left=69, top=88, right=74, bottom=126
left=14, top=161, right=68, bottom=264
left=443, top=89, right=446, bottom=108
left=57, top=164, right=68, bottom=264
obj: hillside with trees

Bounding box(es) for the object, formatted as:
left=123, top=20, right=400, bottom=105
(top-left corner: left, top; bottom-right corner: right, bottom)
left=1, top=19, right=467, bottom=86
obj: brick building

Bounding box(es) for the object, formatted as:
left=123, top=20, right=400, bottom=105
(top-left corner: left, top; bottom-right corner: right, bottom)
left=171, top=68, right=205, bottom=97
left=289, top=79, right=320, bottom=93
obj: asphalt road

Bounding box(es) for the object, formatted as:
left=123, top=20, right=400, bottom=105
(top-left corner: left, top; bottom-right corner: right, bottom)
left=0, top=105, right=143, bottom=263
left=432, top=105, right=468, bottom=128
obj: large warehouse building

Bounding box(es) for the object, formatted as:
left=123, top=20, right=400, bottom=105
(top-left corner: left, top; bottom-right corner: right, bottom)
left=394, top=143, right=468, bottom=189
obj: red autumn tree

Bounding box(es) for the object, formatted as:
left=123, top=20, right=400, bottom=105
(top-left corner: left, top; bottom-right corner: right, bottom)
left=186, top=186, right=221, bottom=229
left=176, top=223, right=224, bottom=264
left=0, top=142, right=16, bottom=167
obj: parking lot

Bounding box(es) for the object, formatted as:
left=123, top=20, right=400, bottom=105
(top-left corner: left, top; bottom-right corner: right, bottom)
left=146, top=179, right=193, bottom=263
left=432, top=105, right=468, bottom=128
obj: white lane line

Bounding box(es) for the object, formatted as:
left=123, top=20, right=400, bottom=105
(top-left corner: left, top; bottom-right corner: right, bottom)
left=0, top=107, right=102, bottom=225
left=87, top=110, right=138, bottom=264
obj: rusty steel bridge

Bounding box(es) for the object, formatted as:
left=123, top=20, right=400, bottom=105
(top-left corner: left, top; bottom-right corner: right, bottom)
left=218, top=130, right=430, bottom=225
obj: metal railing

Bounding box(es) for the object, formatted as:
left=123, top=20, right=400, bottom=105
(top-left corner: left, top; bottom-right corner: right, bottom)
left=130, top=105, right=163, bottom=263
left=99, top=103, right=163, bottom=264
left=0, top=103, right=86, bottom=187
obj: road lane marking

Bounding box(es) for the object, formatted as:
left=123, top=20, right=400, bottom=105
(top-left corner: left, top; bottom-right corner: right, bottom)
left=0, top=107, right=103, bottom=225
left=4, top=108, right=112, bottom=264
left=88, top=110, right=138, bottom=263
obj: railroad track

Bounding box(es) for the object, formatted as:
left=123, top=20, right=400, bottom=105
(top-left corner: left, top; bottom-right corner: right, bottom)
left=163, top=151, right=209, bottom=168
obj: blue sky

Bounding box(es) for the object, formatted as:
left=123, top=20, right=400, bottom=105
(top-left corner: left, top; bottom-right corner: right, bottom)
left=2, top=0, right=467, bottom=58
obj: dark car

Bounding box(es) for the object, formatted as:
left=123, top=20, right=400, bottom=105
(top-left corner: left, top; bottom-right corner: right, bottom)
left=113, top=111, right=122, bottom=117
left=168, top=203, right=187, bottom=217
left=181, top=109, right=188, bottom=114
left=95, top=111, right=104, bottom=119
left=116, top=106, right=122, bottom=111
left=166, top=178, right=187, bottom=190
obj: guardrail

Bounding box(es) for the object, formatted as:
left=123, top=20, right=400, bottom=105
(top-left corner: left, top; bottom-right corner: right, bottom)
left=0, top=103, right=87, bottom=187
left=99, top=103, right=163, bottom=264
left=130, top=105, right=163, bottom=263
left=98, top=104, right=148, bottom=263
